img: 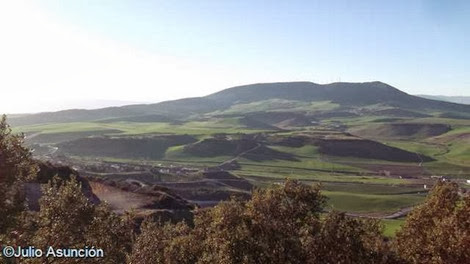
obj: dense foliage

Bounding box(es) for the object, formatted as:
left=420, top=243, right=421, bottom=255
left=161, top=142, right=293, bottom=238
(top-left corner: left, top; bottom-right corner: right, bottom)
left=129, top=180, right=400, bottom=264
left=0, top=115, right=37, bottom=239
left=395, top=181, right=470, bottom=264
left=1, top=116, right=469, bottom=263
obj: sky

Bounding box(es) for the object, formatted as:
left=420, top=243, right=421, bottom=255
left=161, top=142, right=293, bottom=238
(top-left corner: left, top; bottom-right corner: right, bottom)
left=0, top=0, right=469, bottom=114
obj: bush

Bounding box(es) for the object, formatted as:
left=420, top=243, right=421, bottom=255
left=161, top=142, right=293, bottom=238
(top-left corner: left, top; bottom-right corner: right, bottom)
left=395, top=181, right=470, bottom=264
left=130, top=180, right=393, bottom=263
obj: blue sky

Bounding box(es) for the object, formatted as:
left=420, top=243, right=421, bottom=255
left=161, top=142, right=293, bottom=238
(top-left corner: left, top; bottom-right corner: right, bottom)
left=1, top=0, right=469, bottom=113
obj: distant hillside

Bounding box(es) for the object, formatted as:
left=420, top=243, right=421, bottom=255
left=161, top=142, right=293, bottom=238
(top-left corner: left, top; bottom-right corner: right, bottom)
left=9, top=82, right=470, bottom=126
left=206, top=82, right=470, bottom=112
left=8, top=97, right=224, bottom=126
left=417, top=95, right=470, bottom=105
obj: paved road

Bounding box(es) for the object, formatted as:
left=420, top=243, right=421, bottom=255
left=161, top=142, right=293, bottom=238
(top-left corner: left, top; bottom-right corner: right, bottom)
left=345, top=206, right=415, bottom=219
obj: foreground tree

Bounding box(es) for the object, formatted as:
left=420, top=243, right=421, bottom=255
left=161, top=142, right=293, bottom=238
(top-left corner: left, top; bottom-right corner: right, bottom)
left=31, top=177, right=133, bottom=263
left=128, top=219, right=196, bottom=264
left=131, top=180, right=394, bottom=264
left=395, top=181, right=470, bottom=264
left=0, top=115, right=37, bottom=244
left=306, top=211, right=399, bottom=264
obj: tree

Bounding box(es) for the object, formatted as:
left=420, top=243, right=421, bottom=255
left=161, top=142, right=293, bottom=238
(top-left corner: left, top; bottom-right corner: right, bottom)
left=0, top=116, right=134, bottom=263
left=31, top=176, right=132, bottom=263
left=85, top=204, right=134, bottom=264
left=0, top=115, right=37, bottom=245
left=395, top=181, right=470, bottom=264
left=33, top=177, right=94, bottom=249
left=128, top=219, right=196, bottom=264
left=306, top=211, right=398, bottom=264
left=194, top=200, right=253, bottom=264
left=130, top=180, right=394, bottom=264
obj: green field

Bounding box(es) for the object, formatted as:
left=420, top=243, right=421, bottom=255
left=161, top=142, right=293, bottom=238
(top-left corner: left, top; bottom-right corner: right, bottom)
left=208, top=99, right=340, bottom=115
left=17, top=120, right=435, bottom=216
left=382, top=218, right=405, bottom=237
left=14, top=120, right=270, bottom=136
left=323, top=191, right=425, bottom=213
left=10, top=92, right=470, bottom=218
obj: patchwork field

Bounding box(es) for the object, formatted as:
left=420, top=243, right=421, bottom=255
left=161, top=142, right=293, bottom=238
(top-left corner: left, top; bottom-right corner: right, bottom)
left=9, top=81, right=470, bottom=231
left=16, top=118, right=468, bottom=218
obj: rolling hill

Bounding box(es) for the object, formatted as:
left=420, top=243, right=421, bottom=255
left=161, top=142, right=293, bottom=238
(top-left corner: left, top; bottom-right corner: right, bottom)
left=9, top=81, right=470, bottom=217
left=8, top=81, right=470, bottom=126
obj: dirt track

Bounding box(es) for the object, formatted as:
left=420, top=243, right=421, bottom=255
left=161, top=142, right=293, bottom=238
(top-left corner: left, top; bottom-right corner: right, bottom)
left=220, top=143, right=261, bottom=165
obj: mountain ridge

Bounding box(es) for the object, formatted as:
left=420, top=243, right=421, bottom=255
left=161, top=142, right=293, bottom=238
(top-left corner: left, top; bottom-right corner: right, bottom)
left=8, top=81, right=470, bottom=126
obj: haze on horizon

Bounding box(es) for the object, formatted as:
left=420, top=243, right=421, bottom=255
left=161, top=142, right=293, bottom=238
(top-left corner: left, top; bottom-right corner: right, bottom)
left=1, top=0, right=469, bottom=114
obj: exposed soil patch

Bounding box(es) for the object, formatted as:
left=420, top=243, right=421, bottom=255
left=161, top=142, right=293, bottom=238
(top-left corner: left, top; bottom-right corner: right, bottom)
left=90, top=181, right=154, bottom=212
left=89, top=180, right=194, bottom=223
left=89, top=178, right=193, bottom=211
